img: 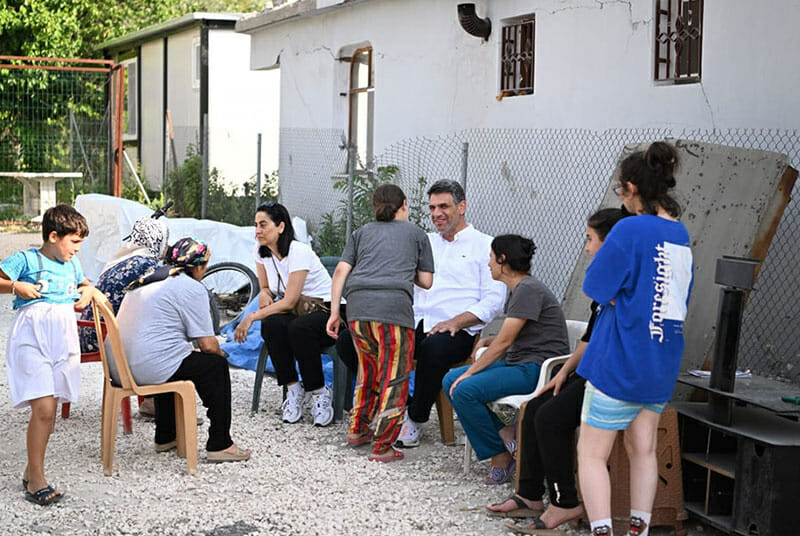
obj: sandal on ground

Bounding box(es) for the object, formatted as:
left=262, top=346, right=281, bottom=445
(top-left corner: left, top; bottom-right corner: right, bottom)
left=207, top=445, right=251, bottom=463
left=486, top=494, right=543, bottom=518
left=21, top=478, right=28, bottom=491
left=484, top=458, right=516, bottom=485
left=25, top=485, right=64, bottom=506
left=368, top=447, right=404, bottom=463
left=154, top=440, right=177, bottom=453
left=504, top=518, right=565, bottom=535
left=347, top=430, right=373, bottom=447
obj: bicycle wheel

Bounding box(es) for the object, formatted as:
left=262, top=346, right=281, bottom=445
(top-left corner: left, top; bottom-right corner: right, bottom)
left=201, top=262, right=259, bottom=334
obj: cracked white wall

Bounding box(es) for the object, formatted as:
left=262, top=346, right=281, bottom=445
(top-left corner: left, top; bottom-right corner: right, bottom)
left=246, top=0, right=800, bottom=148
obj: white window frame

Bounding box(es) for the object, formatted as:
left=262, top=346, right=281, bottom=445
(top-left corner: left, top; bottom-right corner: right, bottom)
left=192, top=37, right=201, bottom=89
left=122, top=58, right=137, bottom=139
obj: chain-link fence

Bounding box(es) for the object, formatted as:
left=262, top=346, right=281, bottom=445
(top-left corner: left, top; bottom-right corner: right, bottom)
left=0, top=60, right=115, bottom=219
left=279, top=127, right=800, bottom=384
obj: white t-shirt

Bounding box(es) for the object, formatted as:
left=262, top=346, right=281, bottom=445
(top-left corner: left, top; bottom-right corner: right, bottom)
left=112, top=273, right=214, bottom=385
left=253, top=240, right=332, bottom=301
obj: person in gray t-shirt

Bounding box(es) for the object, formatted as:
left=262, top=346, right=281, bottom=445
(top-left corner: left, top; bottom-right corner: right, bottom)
left=327, top=184, right=434, bottom=462
left=442, top=234, right=568, bottom=484
left=116, top=237, right=249, bottom=463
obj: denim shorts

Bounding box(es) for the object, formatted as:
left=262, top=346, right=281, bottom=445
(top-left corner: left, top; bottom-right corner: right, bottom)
left=580, top=382, right=666, bottom=430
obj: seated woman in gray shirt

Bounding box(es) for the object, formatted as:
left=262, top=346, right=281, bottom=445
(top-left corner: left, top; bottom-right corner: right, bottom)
left=115, top=237, right=249, bottom=463
left=443, top=235, right=569, bottom=484
left=326, top=184, right=434, bottom=463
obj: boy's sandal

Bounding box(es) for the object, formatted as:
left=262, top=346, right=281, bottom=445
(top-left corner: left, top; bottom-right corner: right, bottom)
left=486, top=494, right=542, bottom=518
left=25, top=485, right=64, bottom=506
left=504, top=518, right=565, bottom=535
left=368, top=447, right=404, bottom=463
left=207, top=445, right=251, bottom=463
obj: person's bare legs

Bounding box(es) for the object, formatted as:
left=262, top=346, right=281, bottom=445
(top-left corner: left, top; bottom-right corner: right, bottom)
left=577, top=423, right=618, bottom=523
left=624, top=409, right=661, bottom=534
left=490, top=450, right=512, bottom=469
left=487, top=496, right=545, bottom=513
left=24, top=396, right=61, bottom=500
left=498, top=424, right=516, bottom=451
left=538, top=503, right=586, bottom=528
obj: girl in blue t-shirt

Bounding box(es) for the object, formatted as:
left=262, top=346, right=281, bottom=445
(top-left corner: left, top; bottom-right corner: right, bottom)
left=0, top=204, right=99, bottom=506
left=576, top=142, right=693, bottom=536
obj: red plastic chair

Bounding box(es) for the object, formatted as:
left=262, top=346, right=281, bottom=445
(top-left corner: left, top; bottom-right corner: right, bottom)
left=62, top=307, right=135, bottom=435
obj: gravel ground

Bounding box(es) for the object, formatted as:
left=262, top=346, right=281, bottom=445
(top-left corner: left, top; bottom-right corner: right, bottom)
left=0, top=233, right=718, bottom=536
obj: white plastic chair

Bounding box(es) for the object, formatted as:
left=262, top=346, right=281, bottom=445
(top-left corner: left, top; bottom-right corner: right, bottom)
left=462, top=319, right=588, bottom=473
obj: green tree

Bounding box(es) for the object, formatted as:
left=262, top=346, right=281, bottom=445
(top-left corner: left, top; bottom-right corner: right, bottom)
left=0, top=0, right=265, bottom=197
left=0, top=0, right=265, bottom=59
left=312, top=166, right=431, bottom=257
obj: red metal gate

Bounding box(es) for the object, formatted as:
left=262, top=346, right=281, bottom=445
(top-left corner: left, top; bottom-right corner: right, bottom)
left=0, top=55, right=124, bottom=198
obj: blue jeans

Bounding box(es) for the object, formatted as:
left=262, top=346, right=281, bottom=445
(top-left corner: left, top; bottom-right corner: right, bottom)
left=443, top=360, right=541, bottom=460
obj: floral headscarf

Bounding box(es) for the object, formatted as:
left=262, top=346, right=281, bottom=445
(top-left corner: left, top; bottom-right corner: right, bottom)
left=127, top=237, right=210, bottom=291
left=129, top=217, right=169, bottom=259
left=166, top=237, right=210, bottom=267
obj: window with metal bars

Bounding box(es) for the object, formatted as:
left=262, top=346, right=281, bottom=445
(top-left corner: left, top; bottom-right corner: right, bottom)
left=499, top=16, right=535, bottom=98
left=654, top=0, right=703, bottom=83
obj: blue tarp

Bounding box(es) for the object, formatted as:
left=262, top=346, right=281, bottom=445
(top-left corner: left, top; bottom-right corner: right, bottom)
left=220, top=298, right=335, bottom=387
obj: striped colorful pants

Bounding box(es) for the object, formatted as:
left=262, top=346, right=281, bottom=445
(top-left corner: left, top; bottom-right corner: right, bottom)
left=348, top=320, right=415, bottom=454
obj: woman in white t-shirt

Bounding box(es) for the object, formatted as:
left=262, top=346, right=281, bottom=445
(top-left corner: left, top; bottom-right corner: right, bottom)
left=233, top=202, right=341, bottom=426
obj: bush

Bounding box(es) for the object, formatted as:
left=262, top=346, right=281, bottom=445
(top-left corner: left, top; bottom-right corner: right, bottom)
left=312, top=166, right=429, bottom=257
left=164, top=144, right=277, bottom=226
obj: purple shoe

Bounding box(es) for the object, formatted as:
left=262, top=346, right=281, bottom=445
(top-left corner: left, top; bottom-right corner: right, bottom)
left=484, top=458, right=516, bottom=485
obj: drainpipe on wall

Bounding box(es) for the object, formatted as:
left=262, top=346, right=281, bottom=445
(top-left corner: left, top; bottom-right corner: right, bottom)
left=200, top=22, right=209, bottom=218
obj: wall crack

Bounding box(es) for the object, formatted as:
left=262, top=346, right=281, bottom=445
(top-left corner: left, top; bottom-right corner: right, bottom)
left=699, top=82, right=717, bottom=130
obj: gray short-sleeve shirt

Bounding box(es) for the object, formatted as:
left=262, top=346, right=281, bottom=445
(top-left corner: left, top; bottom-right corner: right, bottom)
left=112, top=273, right=214, bottom=385
left=341, top=220, right=434, bottom=328
left=504, top=276, right=570, bottom=365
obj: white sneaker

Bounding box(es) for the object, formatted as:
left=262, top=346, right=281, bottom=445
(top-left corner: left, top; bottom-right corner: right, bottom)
left=310, top=386, right=334, bottom=427
left=282, top=384, right=306, bottom=424
left=394, top=411, right=421, bottom=448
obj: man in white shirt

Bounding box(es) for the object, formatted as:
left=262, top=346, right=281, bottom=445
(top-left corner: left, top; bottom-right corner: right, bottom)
left=395, top=179, right=506, bottom=447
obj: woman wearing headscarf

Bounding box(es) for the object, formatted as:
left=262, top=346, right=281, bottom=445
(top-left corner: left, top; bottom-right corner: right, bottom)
left=114, top=237, right=250, bottom=463
left=79, top=216, right=170, bottom=352
left=79, top=217, right=170, bottom=416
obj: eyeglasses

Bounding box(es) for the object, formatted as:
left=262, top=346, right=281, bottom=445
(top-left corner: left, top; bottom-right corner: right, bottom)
left=612, top=184, right=625, bottom=196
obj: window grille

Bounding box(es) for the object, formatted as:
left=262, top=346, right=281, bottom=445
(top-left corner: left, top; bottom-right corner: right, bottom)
left=500, top=17, right=535, bottom=96
left=654, top=0, right=703, bottom=83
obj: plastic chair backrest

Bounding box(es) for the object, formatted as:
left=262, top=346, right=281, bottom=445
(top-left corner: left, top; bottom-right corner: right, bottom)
left=76, top=314, right=108, bottom=361
left=92, top=295, right=141, bottom=393
left=565, top=319, right=588, bottom=352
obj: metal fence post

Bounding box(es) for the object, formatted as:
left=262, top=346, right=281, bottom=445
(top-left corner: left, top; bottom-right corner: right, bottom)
left=347, top=145, right=356, bottom=238
left=256, top=133, right=262, bottom=208
left=201, top=112, right=209, bottom=219
left=461, top=141, right=469, bottom=194
left=68, top=113, right=74, bottom=173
